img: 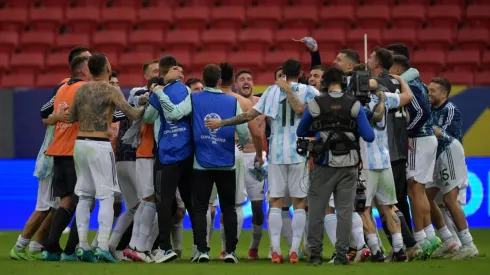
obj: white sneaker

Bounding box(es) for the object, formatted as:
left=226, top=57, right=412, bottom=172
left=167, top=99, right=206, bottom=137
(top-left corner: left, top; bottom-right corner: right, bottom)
left=452, top=243, right=478, bottom=260
left=152, top=248, right=178, bottom=263
left=113, top=250, right=131, bottom=261
left=224, top=252, right=238, bottom=263
left=133, top=251, right=154, bottom=263
left=432, top=240, right=459, bottom=259
left=198, top=252, right=210, bottom=263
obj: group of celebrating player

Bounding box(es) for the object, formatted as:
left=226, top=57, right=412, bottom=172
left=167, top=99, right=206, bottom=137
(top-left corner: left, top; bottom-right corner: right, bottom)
left=9, top=37, right=479, bottom=265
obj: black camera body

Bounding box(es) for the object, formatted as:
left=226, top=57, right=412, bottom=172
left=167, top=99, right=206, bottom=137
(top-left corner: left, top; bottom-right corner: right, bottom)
left=346, top=70, right=371, bottom=105
left=147, top=76, right=165, bottom=90
left=296, top=138, right=312, bottom=156
left=354, top=172, right=367, bottom=212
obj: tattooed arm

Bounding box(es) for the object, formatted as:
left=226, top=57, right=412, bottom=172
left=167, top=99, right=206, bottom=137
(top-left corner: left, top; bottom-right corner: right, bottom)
left=371, top=90, right=386, bottom=123
left=276, top=79, right=306, bottom=115
left=69, top=92, right=80, bottom=123
left=110, top=85, right=145, bottom=120
left=221, top=109, right=261, bottom=126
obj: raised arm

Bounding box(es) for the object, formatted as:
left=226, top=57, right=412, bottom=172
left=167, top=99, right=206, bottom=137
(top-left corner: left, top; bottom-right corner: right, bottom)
left=235, top=104, right=250, bottom=148
left=110, top=84, right=145, bottom=120
left=276, top=79, right=306, bottom=115
left=371, top=89, right=386, bottom=123
left=152, top=87, right=192, bottom=121
left=391, top=75, right=413, bottom=107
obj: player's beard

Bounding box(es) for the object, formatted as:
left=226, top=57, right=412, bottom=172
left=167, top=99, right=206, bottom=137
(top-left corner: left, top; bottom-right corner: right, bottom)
left=239, top=87, right=252, bottom=98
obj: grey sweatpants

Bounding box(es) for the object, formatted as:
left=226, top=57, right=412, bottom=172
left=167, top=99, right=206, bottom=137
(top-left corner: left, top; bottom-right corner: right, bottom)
left=307, top=165, right=357, bottom=259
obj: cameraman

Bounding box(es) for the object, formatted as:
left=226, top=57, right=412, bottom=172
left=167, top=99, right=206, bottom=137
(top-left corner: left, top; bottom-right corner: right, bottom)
left=296, top=67, right=375, bottom=265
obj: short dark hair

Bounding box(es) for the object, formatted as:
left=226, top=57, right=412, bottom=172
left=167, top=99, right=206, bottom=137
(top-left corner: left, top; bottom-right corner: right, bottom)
left=353, top=63, right=366, bottom=72
left=88, top=53, right=108, bottom=78
left=340, top=49, right=360, bottom=64
left=430, top=77, right=452, bottom=96
left=387, top=44, right=410, bottom=60
left=374, top=46, right=394, bottom=70
left=111, top=71, right=118, bottom=79
left=177, top=62, right=183, bottom=69
left=311, top=65, right=328, bottom=72
left=159, top=55, right=178, bottom=76
left=142, top=59, right=159, bottom=74
left=68, top=46, right=90, bottom=64
left=322, top=67, right=344, bottom=90
left=185, top=77, right=202, bottom=87
left=274, top=66, right=283, bottom=80
left=393, top=54, right=411, bottom=72
left=235, top=69, right=252, bottom=81
left=282, top=59, right=301, bottom=80
left=70, top=56, right=89, bottom=75
left=219, top=62, right=234, bottom=86
left=202, top=64, right=221, bottom=88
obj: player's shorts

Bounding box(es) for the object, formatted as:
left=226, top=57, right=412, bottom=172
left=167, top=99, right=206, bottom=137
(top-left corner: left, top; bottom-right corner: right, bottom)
left=135, top=157, right=155, bottom=199
left=407, top=135, right=437, bottom=184
left=116, top=161, right=138, bottom=209
left=52, top=156, right=77, bottom=198
left=235, top=146, right=248, bottom=205
left=209, top=184, right=218, bottom=207
left=175, top=187, right=185, bottom=209
left=363, top=168, right=398, bottom=207
left=268, top=162, right=308, bottom=198
left=266, top=188, right=292, bottom=208
left=243, top=152, right=265, bottom=201
left=73, top=138, right=121, bottom=200
left=35, top=174, right=58, bottom=211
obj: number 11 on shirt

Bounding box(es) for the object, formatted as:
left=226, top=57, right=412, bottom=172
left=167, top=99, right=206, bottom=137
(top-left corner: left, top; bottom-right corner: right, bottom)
left=280, top=98, right=295, bottom=127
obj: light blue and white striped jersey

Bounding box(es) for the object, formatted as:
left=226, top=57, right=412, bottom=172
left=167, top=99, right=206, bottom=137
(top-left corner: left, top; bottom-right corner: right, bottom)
left=33, top=125, right=55, bottom=179
left=254, top=82, right=319, bottom=164
left=360, top=93, right=401, bottom=169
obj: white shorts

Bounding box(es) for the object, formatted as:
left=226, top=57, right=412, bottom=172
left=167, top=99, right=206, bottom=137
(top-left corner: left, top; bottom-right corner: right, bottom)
left=116, top=161, right=139, bottom=209
left=268, top=162, right=308, bottom=198
left=266, top=188, right=292, bottom=209
left=434, top=187, right=467, bottom=206
left=235, top=147, right=248, bottom=205
left=135, top=158, right=155, bottom=199
left=74, top=139, right=121, bottom=200
left=363, top=168, right=398, bottom=207
left=407, top=135, right=437, bottom=184
left=427, top=139, right=468, bottom=195
left=35, top=174, right=58, bottom=211
left=243, top=152, right=265, bottom=201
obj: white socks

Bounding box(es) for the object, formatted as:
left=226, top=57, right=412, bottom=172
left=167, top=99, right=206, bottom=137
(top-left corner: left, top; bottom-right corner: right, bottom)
left=109, top=209, right=135, bottom=251
left=250, top=224, right=263, bottom=249
left=97, top=196, right=115, bottom=251
left=290, top=209, right=306, bottom=254
left=135, top=201, right=156, bottom=251
left=351, top=213, right=365, bottom=250
left=129, top=204, right=144, bottom=248
left=281, top=210, right=293, bottom=247
left=414, top=230, right=427, bottom=245
left=15, top=235, right=30, bottom=251
left=171, top=219, right=183, bottom=251
left=442, top=208, right=462, bottom=247
left=268, top=208, right=282, bottom=253
left=76, top=196, right=93, bottom=251
left=367, top=233, right=380, bottom=254
left=392, top=233, right=403, bottom=252
left=324, top=214, right=337, bottom=247
left=438, top=226, right=453, bottom=243
left=145, top=214, right=159, bottom=251
left=424, top=224, right=436, bottom=240
left=29, top=241, right=44, bottom=253
left=458, top=229, right=473, bottom=246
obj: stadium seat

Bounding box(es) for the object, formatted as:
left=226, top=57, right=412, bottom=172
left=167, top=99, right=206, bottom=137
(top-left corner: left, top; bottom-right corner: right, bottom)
left=65, top=7, right=100, bottom=34
left=456, top=28, right=490, bottom=53
left=300, top=50, right=336, bottom=67
left=412, top=51, right=445, bottom=73
left=29, top=7, right=63, bottom=32
left=391, top=5, right=426, bottom=29
left=185, top=0, right=216, bottom=5
left=128, top=30, right=163, bottom=55
left=445, top=50, right=480, bottom=72
left=382, top=29, right=417, bottom=50
left=192, top=51, right=227, bottom=72
left=255, top=71, right=274, bottom=85
left=319, top=6, right=355, bottom=31
left=474, top=71, right=490, bottom=86
left=45, top=52, right=68, bottom=73
left=119, top=72, right=147, bottom=87
left=362, top=0, right=396, bottom=5
left=1, top=73, right=35, bottom=88
left=0, top=0, right=31, bottom=8
left=100, top=7, right=136, bottom=31
left=256, top=0, right=289, bottom=5
left=346, top=29, right=381, bottom=53
left=54, top=33, right=91, bottom=52
left=417, top=70, right=436, bottom=84
left=440, top=0, right=467, bottom=7
left=36, top=72, right=70, bottom=87
left=282, top=6, right=319, bottom=29
left=104, top=51, right=120, bottom=68
left=328, top=0, right=360, bottom=5
left=228, top=51, right=264, bottom=75
left=245, top=6, right=281, bottom=29
left=76, top=0, right=105, bottom=7
left=417, top=28, right=453, bottom=51
left=0, top=8, right=28, bottom=32
left=210, top=6, right=245, bottom=30
left=164, top=30, right=200, bottom=52
left=0, top=32, right=19, bottom=55
left=237, top=29, right=273, bottom=52
left=92, top=30, right=127, bottom=54
left=20, top=31, right=55, bottom=54
left=201, top=29, right=237, bottom=52
left=169, top=51, right=192, bottom=69
left=0, top=53, right=9, bottom=74
left=174, top=6, right=210, bottom=30
left=356, top=6, right=391, bottom=29
left=291, top=0, right=325, bottom=6
left=481, top=51, right=490, bottom=70
left=311, top=29, right=346, bottom=52
left=427, top=5, right=462, bottom=29
left=137, top=8, right=173, bottom=31
left=466, top=5, right=490, bottom=28
left=10, top=53, right=44, bottom=74
left=264, top=50, right=301, bottom=71
left=219, top=0, right=255, bottom=7
left=110, top=0, right=146, bottom=7
left=119, top=52, right=155, bottom=73
left=274, top=29, right=311, bottom=51
left=398, top=0, right=431, bottom=5
left=440, top=71, right=474, bottom=85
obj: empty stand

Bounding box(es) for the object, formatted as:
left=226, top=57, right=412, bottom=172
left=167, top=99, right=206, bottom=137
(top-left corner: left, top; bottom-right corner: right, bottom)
left=264, top=50, right=301, bottom=71
left=445, top=50, right=480, bottom=72
left=0, top=8, right=27, bottom=32
left=193, top=51, right=227, bottom=72
left=45, top=52, right=69, bottom=73
left=356, top=6, right=390, bottom=29
left=417, top=28, right=453, bottom=51
left=474, top=71, right=490, bottom=86
left=174, top=6, right=210, bottom=30
left=65, top=7, right=100, bottom=33
left=237, top=29, right=273, bottom=52
left=210, top=6, right=245, bottom=30
left=346, top=29, right=381, bottom=53
left=164, top=30, right=200, bottom=52
left=128, top=30, right=163, bottom=54
left=1, top=73, right=35, bottom=88
left=0, top=53, right=9, bottom=74
left=119, top=52, right=155, bottom=73
left=137, top=8, right=173, bottom=31
left=29, top=7, right=63, bottom=32
left=228, top=51, right=263, bottom=75
left=391, top=5, right=426, bottom=29
left=440, top=71, right=474, bottom=85
left=312, top=29, right=346, bottom=52
left=20, top=31, right=55, bottom=54
left=55, top=33, right=91, bottom=52
left=319, top=6, right=355, bottom=31
left=100, top=7, right=136, bottom=31
left=0, top=32, right=19, bottom=55
left=456, top=28, right=490, bottom=53
left=10, top=53, right=44, bottom=74
left=282, top=6, right=318, bottom=29
left=382, top=29, right=417, bottom=50
left=412, top=51, right=445, bottom=73
left=427, top=5, right=462, bottom=29
left=92, top=30, right=127, bottom=54
left=274, top=29, right=311, bottom=52
left=465, top=5, right=490, bottom=28
left=245, top=6, right=281, bottom=29
left=481, top=51, right=490, bottom=71
left=201, top=29, right=237, bottom=52
left=36, top=73, right=70, bottom=88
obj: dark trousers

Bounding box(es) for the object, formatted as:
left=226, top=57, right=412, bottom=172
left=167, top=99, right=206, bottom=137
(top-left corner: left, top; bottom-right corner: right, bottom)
left=192, top=169, right=237, bottom=253
left=154, top=155, right=194, bottom=250
left=392, top=160, right=412, bottom=231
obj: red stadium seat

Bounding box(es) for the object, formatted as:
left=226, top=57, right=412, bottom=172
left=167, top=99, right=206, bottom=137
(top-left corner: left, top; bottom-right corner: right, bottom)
left=110, top=0, right=146, bottom=7
left=474, top=71, right=490, bottom=86
left=0, top=32, right=19, bottom=55
left=128, top=30, right=163, bottom=55
left=456, top=28, right=490, bottom=53
left=412, top=51, right=445, bottom=73
left=466, top=5, right=490, bottom=28
left=427, top=5, right=462, bottom=29
left=210, top=6, right=245, bottom=30
left=119, top=52, right=155, bottom=73
left=10, top=53, right=44, bottom=74
left=319, top=6, right=355, bottom=31
left=274, top=29, right=311, bottom=52
left=441, top=0, right=467, bottom=6
left=255, top=72, right=274, bottom=85
left=440, top=71, right=474, bottom=85
left=346, top=29, right=381, bottom=53
left=237, top=29, right=273, bottom=52
left=245, top=6, right=281, bottom=29
left=76, top=0, right=105, bottom=7
left=66, top=7, right=100, bottom=34
left=282, top=6, right=319, bottom=29
left=292, top=0, right=325, bottom=6
left=92, top=30, right=127, bottom=54
left=228, top=51, right=264, bottom=75
left=382, top=29, right=417, bottom=50
left=481, top=51, right=490, bottom=70
left=311, top=29, right=346, bottom=52
left=328, top=0, right=360, bottom=5
left=29, top=7, right=63, bottom=32
left=201, top=30, right=237, bottom=52
left=169, top=51, right=192, bottom=69
left=256, top=0, right=289, bottom=5
left=0, top=8, right=27, bottom=32
left=445, top=50, right=480, bottom=72
left=1, top=73, right=35, bottom=88
left=391, top=5, right=426, bottom=29
left=185, top=0, right=216, bottom=5
left=164, top=30, right=200, bottom=52
left=20, top=31, right=55, bottom=54
left=174, top=7, right=210, bottom=30
left=0, top=54, right=9, bottom=73
left=220, top=0, right=255, bottom=7
left=36, top=73, right=70, bottom=88
left=264, top=50, right=301, bottom=71
left=417, top=28, right=453, bottom=51
left=100, top=7, right=136, bottom=31
left=362, top=0, right=396, bottom=5
left=45, top=52, right=68, bottom=73
left=137, top=8, right=173, bottom=31
left=104, top=51, right=120, bottom=68
left=192, top=51, right=227, bottom=72
left=0, top=0, right=31, bottom=8
left=119, top=72, right=147, bottom=87
left=418, top=70, right=436, bottom=84
left=356, top=6, right=390, bottom=29
left=300, top=50, right=336, bottom=67
left=54, top=33, right=91, bottom=52
left=398, top=0, right=430, bottom=5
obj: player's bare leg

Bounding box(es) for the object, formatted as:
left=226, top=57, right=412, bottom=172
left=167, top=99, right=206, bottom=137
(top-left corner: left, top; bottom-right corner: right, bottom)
left=10, top=209, right=50, bottom=260
left=361, top=207, right=384, bottom=262
left=248, top=200, right=264, bottom=259
left=408, top=179, right=435, bottom=257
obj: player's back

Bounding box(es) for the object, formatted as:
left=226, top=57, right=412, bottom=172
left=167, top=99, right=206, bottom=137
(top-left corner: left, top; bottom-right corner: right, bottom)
left=406, top=78, right=434, bottom=138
